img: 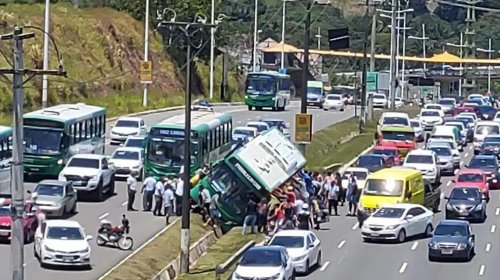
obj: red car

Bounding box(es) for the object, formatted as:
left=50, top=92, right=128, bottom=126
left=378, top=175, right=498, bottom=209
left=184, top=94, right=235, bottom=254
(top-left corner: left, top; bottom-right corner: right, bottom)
left=454, top=106, right=475, bottom=116
left=0, top=199, right=39, bottom=243
left=452, top=169, right=490, bottom=201
left=371, top=146, right=402, bottom=165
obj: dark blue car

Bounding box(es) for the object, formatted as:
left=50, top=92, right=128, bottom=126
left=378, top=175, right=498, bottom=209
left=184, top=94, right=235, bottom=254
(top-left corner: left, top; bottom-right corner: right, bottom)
left=428, top=220, right=475, bottom=262
left=476, top=105, right=497, bottom=120
left=355, top=154, right=392, bottom=173
left=466, top=155, right=500, bottom=183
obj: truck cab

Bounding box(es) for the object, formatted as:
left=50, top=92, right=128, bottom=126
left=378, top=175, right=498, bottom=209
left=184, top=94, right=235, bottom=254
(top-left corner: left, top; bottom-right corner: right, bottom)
left=306, top=81, right=325, bottom=108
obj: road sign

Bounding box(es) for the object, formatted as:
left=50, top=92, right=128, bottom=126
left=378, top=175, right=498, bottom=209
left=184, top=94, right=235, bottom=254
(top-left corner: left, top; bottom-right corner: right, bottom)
left=140, top=61, right=153, bottom=84
left=295, top=113, right=313, bottom=144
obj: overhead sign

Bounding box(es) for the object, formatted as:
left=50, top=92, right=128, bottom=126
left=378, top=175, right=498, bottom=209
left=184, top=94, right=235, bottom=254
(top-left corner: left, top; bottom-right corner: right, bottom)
left=140, top=61, right=153, bottom=84
left=295, top=113, right=312, bottom=144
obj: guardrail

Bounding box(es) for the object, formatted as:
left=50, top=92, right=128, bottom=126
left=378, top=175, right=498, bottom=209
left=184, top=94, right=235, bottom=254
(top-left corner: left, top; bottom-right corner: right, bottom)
left=214, top=240, right=255, bottom=280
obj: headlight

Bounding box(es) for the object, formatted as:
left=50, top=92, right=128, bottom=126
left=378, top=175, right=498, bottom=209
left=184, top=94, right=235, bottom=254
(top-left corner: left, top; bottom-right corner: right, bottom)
left=457, top=243, right=467, bottom=250
left=362, top=223, right=369, bottom=229
left=57, top=159, right=63, bottom=165
left=292, top=254, right=308, bottom=261
left=44, top=245, right=55, bottom=252
left=77, top=247, right=90, bottom=253
left=132, top=164, right=142, bottom=169
left=91, top=175, right=99, bottom=181
left=429, top=242, right=438, bottom=249
left=446, top=204, right=453, bottom=210
left=475, top=204, right=483, bottom=210
left=58, top=174, right=66, bottom=181
left=386, top=224, right=401, bottom=230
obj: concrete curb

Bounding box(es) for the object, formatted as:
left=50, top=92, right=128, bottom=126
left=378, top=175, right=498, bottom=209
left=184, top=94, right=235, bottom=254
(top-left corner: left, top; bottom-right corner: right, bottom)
left=215, top=240, right=256, bottom=280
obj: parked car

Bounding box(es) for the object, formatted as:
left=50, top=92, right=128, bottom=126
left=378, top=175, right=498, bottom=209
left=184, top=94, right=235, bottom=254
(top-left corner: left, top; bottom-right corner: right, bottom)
left=323, top=94, right=345, bottom=111
left=444, top=187, right=487, bottom=222
left=452, top=169, right=489, bottom=202
left=231, top=246, right=295, bottom=280
left=110, top=117, right=147, bottom=145
left=428, top=220, right=475, bottom=262
left=0, top=198, right=38, bottom=243
left=30, top=180, right=78, bottom=218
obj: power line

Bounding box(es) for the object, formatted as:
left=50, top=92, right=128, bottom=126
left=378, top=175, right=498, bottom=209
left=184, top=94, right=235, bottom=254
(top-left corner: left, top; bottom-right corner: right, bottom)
left=436, top=0, right=500, bottom=12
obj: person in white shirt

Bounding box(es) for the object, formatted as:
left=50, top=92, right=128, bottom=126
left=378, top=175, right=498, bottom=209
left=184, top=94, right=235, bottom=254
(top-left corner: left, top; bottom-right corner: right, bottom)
left=199, top=186, right=211, bottom=222
left=126, top=171, right=138, bottom=211
left=174, top=178, right=184, bottom=216
left=142, top=176, right=156, bottom=211
left=153, top=179, right=165, bottom=216
left=163, top=184, right=175, bottom=225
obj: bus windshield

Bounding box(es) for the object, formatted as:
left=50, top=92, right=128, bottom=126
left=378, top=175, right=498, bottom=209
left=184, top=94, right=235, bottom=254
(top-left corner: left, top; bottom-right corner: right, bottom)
left=24, top=128, right=63, bottom=155
left=246, top=76, right=275, bottom=95
left=211, top=164, right=251, bottom=216
left=147, top=137, right=198, bottom=167
left=381, top=131, right=414, bottom=141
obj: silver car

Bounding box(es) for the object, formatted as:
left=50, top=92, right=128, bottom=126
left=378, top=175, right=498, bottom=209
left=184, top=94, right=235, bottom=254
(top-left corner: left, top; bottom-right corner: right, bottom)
left=30, top=180, right=77, bottom=217
left=427, top=144, right=460, bottom=175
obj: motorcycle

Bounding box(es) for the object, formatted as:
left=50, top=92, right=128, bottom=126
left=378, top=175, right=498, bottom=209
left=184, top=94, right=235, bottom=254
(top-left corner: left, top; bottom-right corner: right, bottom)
left=96, top=219, right=134, bottom=250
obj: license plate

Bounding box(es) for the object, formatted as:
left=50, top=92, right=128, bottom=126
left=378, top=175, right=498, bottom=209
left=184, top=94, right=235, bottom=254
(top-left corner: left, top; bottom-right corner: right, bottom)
left=459, top=211, right=469, bottom=216
left=441, top=249, right=453, bottom=255
left=0, top=231, right=9, bottom=236
left=62, top=256, right=73, bottom=262
left=370, top=233, right=379, bottom=237
left=73, top=181, right=83, bottom=186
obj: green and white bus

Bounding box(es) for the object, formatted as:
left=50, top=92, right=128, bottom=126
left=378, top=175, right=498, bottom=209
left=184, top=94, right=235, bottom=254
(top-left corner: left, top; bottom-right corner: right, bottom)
left=244, top=71, right=292, bottom=111
left=191, top=128, right=306, bottom=228
left=23, top=103, right=106, bottom=177
left=144, top=108, right=233, bottom=178
left=0, top=126, right=12, bottom=195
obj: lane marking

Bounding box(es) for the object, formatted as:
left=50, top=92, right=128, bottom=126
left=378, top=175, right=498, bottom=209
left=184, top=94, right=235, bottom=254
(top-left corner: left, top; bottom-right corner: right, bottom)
left=469, top=145, right=473, bottom=150
left=460, top=161, right=464, bottom=166
left=440, top=193, right=445, bottom=199
left=337, top=240, right=346, bottom=249
left=491, top=225, right=496, bottom=233
left=479, top=265, right=486, bottom=276
left=121, top=200, right=128, bottom=206
left=320, top=261, right=330, bottom=271
left=496, top=208, right=500, bottom=216
left=446, top=181, right=451, bottom=187
left=485, top=243, right=491, bottom=252
left=411, top=241, right=418, bottom=251
left=465, top=152, right=469, bottom=157
left=352, top=223, right=359, bottom=230
left=98, top=212, right=110, bottom=220
left=399, top=262, right=408, bottom=274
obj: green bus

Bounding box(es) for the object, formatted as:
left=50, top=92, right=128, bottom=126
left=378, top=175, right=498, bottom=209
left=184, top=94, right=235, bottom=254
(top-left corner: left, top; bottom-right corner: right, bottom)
left=144, top=108, right=233, bottom=178
left=191, top=128, right=306, bottom=228
left=0, top=126, right=12, bottom=195
left=244, top=71, right=292, bottom=111
left=23, top=103, right=106, bottom=177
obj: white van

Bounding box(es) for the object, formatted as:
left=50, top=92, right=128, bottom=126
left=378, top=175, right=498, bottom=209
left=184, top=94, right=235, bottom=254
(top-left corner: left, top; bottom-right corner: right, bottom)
left=377, top=112, right=411, bottom=132
left=474, top=121, right=500, bottom=148
left=432, top=125, right=462, bottom=151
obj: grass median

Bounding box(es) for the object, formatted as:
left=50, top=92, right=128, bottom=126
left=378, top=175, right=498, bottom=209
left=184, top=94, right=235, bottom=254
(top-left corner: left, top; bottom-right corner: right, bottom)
left=177, top=228, right=264, bottom=280
left=306, top=106, right=420, bottom=170
left=102, top=215, right=210, bottom=280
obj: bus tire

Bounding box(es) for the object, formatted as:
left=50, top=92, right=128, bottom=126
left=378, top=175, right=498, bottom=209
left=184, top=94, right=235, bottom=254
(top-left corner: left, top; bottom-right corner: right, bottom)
left=248, top=105, right=253, bottom=111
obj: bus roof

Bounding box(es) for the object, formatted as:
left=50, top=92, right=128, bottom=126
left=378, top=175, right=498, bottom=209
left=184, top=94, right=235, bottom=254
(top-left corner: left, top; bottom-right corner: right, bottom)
left=368, top=168, right=421, bottom=180
left=0, top=126, right=12, bottom=138
left=24, top=103, right=106, bottom=124
left=247, top=71, right=290, bottom=78
left=380, top=126, right=414, bottom=132
left=153, top=110, right=231, bottom=131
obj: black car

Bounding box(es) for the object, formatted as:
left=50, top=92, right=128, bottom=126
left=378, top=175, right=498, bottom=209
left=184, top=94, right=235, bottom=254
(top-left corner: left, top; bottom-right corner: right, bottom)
left=445, top=187, right=487, bottom=222
left=474, top=135, right=500, bottom=158
left=466, top=155, right=500, bottom=182
left=475, top=105, right=497, bottom=120
left=355, top=154, right=392, bottom=173
left=428, top=220, right=475, bottom=262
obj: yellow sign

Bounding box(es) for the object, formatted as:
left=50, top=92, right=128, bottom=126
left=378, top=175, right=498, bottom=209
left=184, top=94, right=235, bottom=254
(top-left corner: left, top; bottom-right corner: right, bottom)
left=140, top=61, right=153, bottom=84
left=295, top=113, right=312, bottom=143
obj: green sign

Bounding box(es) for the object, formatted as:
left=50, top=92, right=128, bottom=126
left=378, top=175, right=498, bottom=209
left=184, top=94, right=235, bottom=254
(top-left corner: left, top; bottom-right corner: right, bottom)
left=367, top=72, right=377, bottom=91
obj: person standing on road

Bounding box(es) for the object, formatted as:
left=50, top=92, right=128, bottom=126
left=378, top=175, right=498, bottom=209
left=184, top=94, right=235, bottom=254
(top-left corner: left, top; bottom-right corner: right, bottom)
left=297, top=204, right=313, bottom=230
left=142, top=175, right=156, bottom=211
left=153, top=178, right=165, bottom=216
left=346, top=174, right=359, bottom=216
left=162, top=184, right=174, bottom=225
left=242, top=198, right=258, bottom=235
left=256, top=198, right=268, bottom=233
left=327, top=180, right=340, bottom=216
left=126, top=171, right=138, bottom=211
left=174, top=167, right=185, bottom=216
left=336, top=172, right=345, bottom=206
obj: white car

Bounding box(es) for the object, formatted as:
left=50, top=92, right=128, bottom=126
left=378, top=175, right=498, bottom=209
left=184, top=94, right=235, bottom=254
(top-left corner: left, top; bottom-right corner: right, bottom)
left=395, top=97, right=404, bottom=108
left=419, top=109, right=444, bottom=130
left=232, top=126, right=258, bottom=142
left=426, top=139, right=460, bottom=159
left=493, top=111, right=500, bottom=123
left=458, top=112, right=478, bottom=124
left=378, top=112, right=411, bottom=130
left=268, top=230, right=321, bottom=275
left=232, top=246, right=295, bottom=280
left=361, top=204, right=434, bottom=243
left=110, top=117, right=147, bottom=145
left=403, top=149, right=440, bottom=186
left=424, top=103, right=445, bottom=112
left=468, top=94, right=484, bottom=100
left=246, top=121, right=270, bottom=135
left=34, top=220, right=92, bottom=268
left=58, top=154, right=115, bottom=201
left=410, top=119, right=424, bottom=142
left=341, top=167, right=369, bottom=190
left=323, top=94, right=345, bottom=111
left=109, top=147, right=143, bottom=180
left=123, top=135, right=146, bottom=156
left=474, top=121, right=500, bottom=148
left=372, top=93, right=388, bottom=108
left=438, top=98, right=457, bottom=113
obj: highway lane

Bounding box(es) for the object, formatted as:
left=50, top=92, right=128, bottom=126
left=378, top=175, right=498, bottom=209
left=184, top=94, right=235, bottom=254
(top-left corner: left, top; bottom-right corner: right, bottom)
left=302, top=144, right=500, bottom=280
left=0, top=102, right=356, bottom=280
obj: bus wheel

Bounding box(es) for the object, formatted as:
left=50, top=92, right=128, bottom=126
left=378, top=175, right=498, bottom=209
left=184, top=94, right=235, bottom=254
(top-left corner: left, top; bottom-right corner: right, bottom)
left=247, top=105, right=253, bottom=111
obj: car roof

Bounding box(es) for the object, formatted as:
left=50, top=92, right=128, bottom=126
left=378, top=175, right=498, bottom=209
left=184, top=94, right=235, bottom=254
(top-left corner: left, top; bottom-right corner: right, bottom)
left=359, top=154, right=385, bottom=159
left=273, top=230, right=312, bottom=237
left=248, top=245, right=285, bottom=252
left=113, top=147, right=143, bottom=153
left=380, top=203, right=421, bottom=210
left=70, top=154, right=105, bottom=160
left=234, top=126, right=257, bottom=131
left=421, top=109, right=441, bottom=113
left=427, top=144, right=451, bottom=149
left=438, top=220, right=469, bottom=226
left=37, top=180, right=67, bottom=186
left=382, top=112, right=409, bottom=117
left=116, top=117, right=142, bottom=121
left=259, top=118, right=284, bottom=122
left=126, top=135, right=146, bottom=140
left=373, top=146, right=398, bottom=150
left=440, top=98, right=456, bottom=101
left=457, top=168, right=485, bottom=175
left=246, top=121, right=268, bottom=126
left=344, top=167, right=369, bottom=173
left=44, top=219, right=82, bottom=228
left=407, top=149, right=435, bottom=156
left=476, top=121, right=499, bottom=126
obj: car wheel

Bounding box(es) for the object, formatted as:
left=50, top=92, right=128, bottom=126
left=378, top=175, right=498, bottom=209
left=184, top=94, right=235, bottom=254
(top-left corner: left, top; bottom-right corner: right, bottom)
left=95, top=179, right=104, bottom=202
left=304, top=260, right=309, bottom=275
left=397, top=229, right=406, bottom=243
left=316, top=251, right=322, bottom=267
left=424, top=224, right=433, bottom=237
left=108, top=176, right=115, bottom=195
left=70, top=202, right=77, bottom=214
left=428, top=254, right=436, bottom=262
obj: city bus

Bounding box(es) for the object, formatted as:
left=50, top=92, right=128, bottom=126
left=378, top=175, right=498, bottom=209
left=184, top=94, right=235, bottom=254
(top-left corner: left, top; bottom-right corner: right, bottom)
left=191, top=128, right=306, bottom=229
left=144, top=108, right=233, bottom=178
left=244, top=71, right=292, bottom=111
left=0, top=126, right=12, bottom=195
left=23, top=103, right=106, bottom=177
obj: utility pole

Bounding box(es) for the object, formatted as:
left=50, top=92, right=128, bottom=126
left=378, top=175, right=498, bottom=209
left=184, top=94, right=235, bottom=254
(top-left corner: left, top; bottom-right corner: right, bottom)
left=447, top=33, right=465, bottom=96
left=299, top=0, right=311, bottom=155
left=0, top=25, right=66, bottom=280
left=369, top=7, right=377, bottom=72
left=252, top=0, right=258, bottom=71
left=459, top=0, right=482, bottom=93
left=209, top=0, right=215, bottom=99
left=315, top=27, right=321, bottom=50
left=389, top=0, right=398, bottom=109
left=360, top=0, right=370, bottom=133
left=280, top=0, right=287, bottom=69
left=156, top=14, right=216, bottom=274
left=408, top=23, right=429, bottom=71
left=143, top=0, right=150, bottom=107
left=477, top=38, right=495, bottom=93
left=41, top=0, right=50, bottom=108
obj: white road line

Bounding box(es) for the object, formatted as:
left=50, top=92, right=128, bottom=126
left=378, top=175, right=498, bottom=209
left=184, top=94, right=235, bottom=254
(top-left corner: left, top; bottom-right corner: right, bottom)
left=491, top=225, right=496, bottom=233
left=446, top=181, right=451, bottom=187
left=469, top=145, right=473, bottom=150
left=495, top=208, right=500, bottom=216
left=352, top=223, right=359, bottom=230
left=479, top=265, right=486, bottom=276
left=440, top=193, right=445, bottom=199
left=121, top=200, right=128, bottom=206
left=337, top=240, right=346, bottom=249
left=485, top=243, right=491, bottom=252
left=465, top=152, right=469, bottom=157
left=98, top=212, right=109, bottom=220
left=320, top=261, right=330, bottom=272
left=399, top=262, right=408, bottom=274
left=460, top=161, right=464, bottom=166
left=411, top=241, right=418, bottom=251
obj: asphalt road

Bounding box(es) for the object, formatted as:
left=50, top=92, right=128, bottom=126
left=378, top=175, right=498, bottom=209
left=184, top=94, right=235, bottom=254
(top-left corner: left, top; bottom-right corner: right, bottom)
left=301, top=144, right=500, bottom=280
left=0, top=102, right=356, bottom=280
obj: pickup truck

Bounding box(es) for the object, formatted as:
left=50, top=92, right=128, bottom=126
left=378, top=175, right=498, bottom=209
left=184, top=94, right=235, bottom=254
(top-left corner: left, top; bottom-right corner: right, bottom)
left=58, top=154, right=115, bottom=201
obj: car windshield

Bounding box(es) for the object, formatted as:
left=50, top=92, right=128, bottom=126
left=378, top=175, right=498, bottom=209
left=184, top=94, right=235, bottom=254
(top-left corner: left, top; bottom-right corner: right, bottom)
left=67, top=158, right=99, bottom=169
left=372, top=149, right=397, bottom=157
left=147, top=138, right=197, bottom=167
left=410, top=121, right=420, bottom=128
left=363, top=179, right=404, bottom=197
left=381, top=131, right=414, bottom=141
left=469, top=157, right=497, bottom=168
left=422, top=111, right=439, bottom=117
left=112, top=150, right=140, bottom=160
left=240, top=249, right=282, bottom=267
left=430, top=147, right=451, bottom=156
left=116, top=120, right=139, bottom=128
left=124, top=138, right=144, bottom=148
left=35, top=184, right=64, bottom=197
left=358, top=156, right=383, bottom=166
left=457, top=173, right=483, bottom=182
left=212, top=164, right=251, bottom=215
left=469, top=99, right=483, bottom=105
left=307, top=87, right=322, bottom=95
left=439, top=99, right=455, bottom=105
left=484, top=137, right=500, bottom=145
left=261, top=120, right=283, bottom=128
left=431, top=135, right=453, bottom=141
left=327, top=95, right=341, bottom=100
left=246, top=76, right=275, bottom=95
left=0, top=206, right=11, bottom=216
left=382, top=117, right=409, bottom=126
left=434, top=224, right=467, bottom=237
left=405, top=155, right=433, bottom=164
left=24, top=128, right=63, bottom=156
left=343, top=171, right=368, bottom=180
left=233, top=129, right=255, bottom=137
left=46, top=226, right=84, bottom=240
left=373, top=207, right=405, bottom=218
left=450, top=188, right=481, bottom=200
left=427, top=105, right=441, bottom=110
left=373, top=94, right=385, bottom=100
left=270, top=236, right=305, bottom=248
left=247, top=124, right=268, bottom=132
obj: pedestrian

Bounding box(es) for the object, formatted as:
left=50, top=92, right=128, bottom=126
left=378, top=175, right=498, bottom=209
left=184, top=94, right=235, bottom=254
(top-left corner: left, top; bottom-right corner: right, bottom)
left=311, top=199, right=322, bottom=230
left=142, top=175, right=156, bottom=211
left=346, top=174, right=359, bottom=216
left=121, top=214, right=130, bottom=234
left=162, top=184, right=175, bottom=225
left=297, top=204, right=313, bottom=230
left=257, top=198, right=268, bottom=233
left=174, top=167, right=185, bottom=216
left=335, top=172, right=345, bottom=206
left=153, top=178, right=165, bottom=216
left=327, top=180, right=339, bottom=216
left=242, top=198, right=258, bottom=235
left=34, top=206, right=46, bottom=235
left=126, top=171, right=138, bottom=211
left=200, top=185, right=212, bottom=222
left=209, top=191, right=221, bottom=226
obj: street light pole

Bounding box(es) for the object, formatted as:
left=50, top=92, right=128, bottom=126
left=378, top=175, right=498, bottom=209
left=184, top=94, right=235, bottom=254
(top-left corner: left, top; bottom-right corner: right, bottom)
left=281, top=0, right=286, bottom=69
left=369, top=8, right=377, bottom=72
left=209, top=0, right=215, bottom=99
left=408, top=24, right=429, bottom=72
left=42, top=0, right=50, bottom=108
left=299, top=0, right=311, bottom=155
left=477, top=38, right=495, bottom=93
left=143, top=0, right=150, bottom=107
left=446, top=33, right=466, bottom=96
left=389, top=0, right=398, bottom=109
left=315, top=26, right=321, bottom=50
left=252, top=0, right=258, bottom=71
